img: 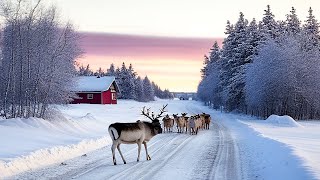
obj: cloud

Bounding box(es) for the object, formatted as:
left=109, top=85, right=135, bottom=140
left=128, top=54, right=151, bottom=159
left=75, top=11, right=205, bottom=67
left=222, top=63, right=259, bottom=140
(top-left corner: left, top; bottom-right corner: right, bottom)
left=79, top=32, right=223, bottom=60
left=77, top=32, right=223, bottom=92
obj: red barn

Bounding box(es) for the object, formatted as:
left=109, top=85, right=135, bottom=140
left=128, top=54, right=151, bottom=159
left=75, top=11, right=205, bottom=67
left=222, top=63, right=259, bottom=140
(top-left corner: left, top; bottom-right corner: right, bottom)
left=71, top=76, right=119, bottom=104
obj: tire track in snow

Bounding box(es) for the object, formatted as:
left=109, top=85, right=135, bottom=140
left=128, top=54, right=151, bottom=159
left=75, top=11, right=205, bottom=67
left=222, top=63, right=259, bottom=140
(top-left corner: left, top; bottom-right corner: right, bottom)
left=185, top=103, right=241, bottom=180
left=207, top=123, right=240, bottom=180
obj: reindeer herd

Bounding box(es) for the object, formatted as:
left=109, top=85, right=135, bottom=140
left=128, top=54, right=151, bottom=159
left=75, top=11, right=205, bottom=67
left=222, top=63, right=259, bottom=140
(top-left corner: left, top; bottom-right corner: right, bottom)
left=163, top=112, right=211, bottom=135
left=108, top=104, right=212, bottom=165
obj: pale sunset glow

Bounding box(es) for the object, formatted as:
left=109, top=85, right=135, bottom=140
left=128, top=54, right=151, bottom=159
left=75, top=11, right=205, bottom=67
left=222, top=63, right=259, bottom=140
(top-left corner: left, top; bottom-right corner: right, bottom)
left=46, top=0, right=320, bottom=92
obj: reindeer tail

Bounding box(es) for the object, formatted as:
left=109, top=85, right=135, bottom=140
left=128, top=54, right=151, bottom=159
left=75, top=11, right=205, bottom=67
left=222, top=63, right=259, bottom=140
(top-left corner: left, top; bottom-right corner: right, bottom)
left=108, top=126, right=119, bottom=140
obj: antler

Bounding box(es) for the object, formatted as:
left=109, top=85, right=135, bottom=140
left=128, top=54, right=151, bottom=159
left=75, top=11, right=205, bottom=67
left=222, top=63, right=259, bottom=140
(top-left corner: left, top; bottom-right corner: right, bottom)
left=154, top=104, right=168, bottom=119
left=141, top=104, right=168, bottom=121
left=142, top=106, right=154, bottom=121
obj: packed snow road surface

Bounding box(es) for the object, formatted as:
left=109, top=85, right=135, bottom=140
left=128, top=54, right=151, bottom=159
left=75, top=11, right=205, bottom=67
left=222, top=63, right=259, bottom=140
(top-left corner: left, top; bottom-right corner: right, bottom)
left=12, top=101, right=241, bottom=180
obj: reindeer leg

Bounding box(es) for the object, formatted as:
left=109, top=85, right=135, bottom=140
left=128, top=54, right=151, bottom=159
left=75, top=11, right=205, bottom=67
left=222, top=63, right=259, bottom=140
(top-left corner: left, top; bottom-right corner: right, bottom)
left=117, top=144, right=126, bottom=164
left=137, top=141, right=142, bottom=162
left=111, top=142, right=117, bottom=165
left=143, top=142, right=151, bottom=160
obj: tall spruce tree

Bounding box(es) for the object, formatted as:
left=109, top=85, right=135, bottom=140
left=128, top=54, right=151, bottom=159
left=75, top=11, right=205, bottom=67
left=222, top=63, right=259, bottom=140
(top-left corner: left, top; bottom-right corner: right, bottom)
left=106, top=63, right=116, bottom=76
left=200, top=55, right=210, bottom=78
left=302, top=7, right=320, bottom=50
left=134, top=76, right=145, bottom=102
left=246, top=18, right=261, bottom=63
left=117, top=62, right=135, bottom=99
left=143, top=76, right=154, bottom=101
left=286, top=7, right=301, bottom=35
left=205, top=41, right=221, bottom=108
left=224, top=12, right=249, bottom=111
left=259, top=5, right=278, bottom=41
left=219, top=20, right=236, bottom=108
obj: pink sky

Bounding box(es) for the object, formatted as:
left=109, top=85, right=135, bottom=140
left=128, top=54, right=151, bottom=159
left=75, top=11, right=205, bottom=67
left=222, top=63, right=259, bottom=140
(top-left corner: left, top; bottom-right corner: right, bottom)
left=77, top=32, right=223, bottom=92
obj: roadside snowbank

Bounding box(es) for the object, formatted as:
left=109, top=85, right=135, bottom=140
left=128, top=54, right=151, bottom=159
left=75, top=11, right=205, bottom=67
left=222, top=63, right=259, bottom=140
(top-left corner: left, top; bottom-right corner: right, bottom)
left=0, top=136, right=110, bottom=178
left=213, top=112, right=317, bottom=180
left=228, top=114, right=319, bottom=179
left=265, top=115, right=302, bottom=127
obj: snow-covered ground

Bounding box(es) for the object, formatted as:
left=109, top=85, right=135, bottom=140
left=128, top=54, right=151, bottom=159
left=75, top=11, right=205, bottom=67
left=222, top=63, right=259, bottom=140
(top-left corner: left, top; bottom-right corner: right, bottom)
left=1, top=99, right=320, bottom=179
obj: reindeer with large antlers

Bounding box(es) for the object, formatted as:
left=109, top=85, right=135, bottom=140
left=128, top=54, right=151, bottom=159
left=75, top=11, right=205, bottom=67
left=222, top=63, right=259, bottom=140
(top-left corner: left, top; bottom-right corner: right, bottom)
left=108, top=104, right=167, bottom=165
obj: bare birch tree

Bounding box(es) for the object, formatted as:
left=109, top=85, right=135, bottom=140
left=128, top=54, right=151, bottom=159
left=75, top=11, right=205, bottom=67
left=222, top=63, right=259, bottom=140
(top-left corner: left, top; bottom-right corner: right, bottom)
left=0, top=0, right=82, bottom=118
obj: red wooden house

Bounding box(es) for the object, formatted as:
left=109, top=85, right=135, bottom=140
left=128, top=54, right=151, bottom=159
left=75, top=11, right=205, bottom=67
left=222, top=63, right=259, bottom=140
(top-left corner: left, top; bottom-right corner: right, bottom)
left=71, top=76, right=119, bottom=104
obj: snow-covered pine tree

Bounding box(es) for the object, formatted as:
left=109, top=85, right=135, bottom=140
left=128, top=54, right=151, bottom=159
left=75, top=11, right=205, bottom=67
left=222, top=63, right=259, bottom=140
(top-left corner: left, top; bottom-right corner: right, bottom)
left=134, top=76, right=145, bottom=102
left=259, top=5, right=278, bottom=41
left=143, top=76, right=154, bottom=101
left=219, top=20, right=236, bottom=109
left=118, top=62, right=128, bottom=99
left=302, top=7, right=320, bottom=50
left=197, top=41, right=221, bottom=107
left=117, top=62, right=135, bottom=99
left=304, top=7, right=320, bottom=36
left=77, top=64, right=94, bottom=76
left=152, top=82, right=160, bottom=98
left=127, top=63, right=137, bottom=100
left=94, top=67, right=104, bottom=77
left=246, top=18, right=261, bottom=63
left=223, top=12, right=249, bottom=111
left=200, top=55, right=209, bottom=78
left=286, top=7, right=301, bottom=35
left=106, top=63, right=116, bottom=76
left=115, top=67, right=121, bottom=97
left=163, top=89, right=173, bottom=99
left=276, top=20, right=287, bottom=37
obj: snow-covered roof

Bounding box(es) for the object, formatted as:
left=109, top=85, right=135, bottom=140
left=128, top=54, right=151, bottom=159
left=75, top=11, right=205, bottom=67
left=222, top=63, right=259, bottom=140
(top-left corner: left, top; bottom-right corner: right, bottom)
left=72, top=76, right=117, bottom=92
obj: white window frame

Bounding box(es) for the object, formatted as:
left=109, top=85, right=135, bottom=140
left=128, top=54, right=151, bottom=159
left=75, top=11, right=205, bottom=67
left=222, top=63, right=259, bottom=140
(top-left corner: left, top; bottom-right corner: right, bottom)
left=87, top=94, right=93, bottom=100
left=111, top=93, right=116, bottom=100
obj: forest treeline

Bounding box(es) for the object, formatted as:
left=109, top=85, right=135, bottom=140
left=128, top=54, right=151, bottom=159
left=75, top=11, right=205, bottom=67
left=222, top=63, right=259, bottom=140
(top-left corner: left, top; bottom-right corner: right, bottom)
left=197, top=5, right=320, bottom=120
left=77, top=63, right=173, bottom=102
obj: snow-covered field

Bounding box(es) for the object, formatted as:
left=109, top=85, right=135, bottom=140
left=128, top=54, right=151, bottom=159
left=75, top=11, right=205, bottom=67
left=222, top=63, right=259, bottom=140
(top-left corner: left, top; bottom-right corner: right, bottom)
left=1, top=99, right=320, bottom=179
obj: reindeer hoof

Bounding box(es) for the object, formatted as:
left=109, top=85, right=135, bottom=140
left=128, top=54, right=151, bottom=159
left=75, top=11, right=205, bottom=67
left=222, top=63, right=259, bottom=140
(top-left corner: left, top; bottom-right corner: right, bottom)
left=147, top=155, right=151, bottom=160
left=137, top=159, right=139, bottom=162
left=114, top=162, right=117, bottom=165
left=124, top=161, right=126, bottom=164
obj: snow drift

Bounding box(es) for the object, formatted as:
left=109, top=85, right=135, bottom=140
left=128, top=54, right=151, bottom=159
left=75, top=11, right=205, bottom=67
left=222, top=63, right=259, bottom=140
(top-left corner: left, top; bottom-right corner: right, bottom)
left=0, top=137, right=110, bottom=178
left=265, top=115, right=302, bottom=127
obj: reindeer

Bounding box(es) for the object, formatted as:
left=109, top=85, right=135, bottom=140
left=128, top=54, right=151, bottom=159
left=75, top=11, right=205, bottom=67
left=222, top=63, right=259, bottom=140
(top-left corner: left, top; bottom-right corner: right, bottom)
left=187, top=116, right=196, bottom=135
left=162, top=114, right=174, bottom=133
left=108, top=105, right=167, bottom=165
left=174, top=113, right=187, bottom=133
left=181, top=113, right=189, bottom=133
left=200, top=113, right=211, bottom=129
left=173, top=114, right=179, bottom=131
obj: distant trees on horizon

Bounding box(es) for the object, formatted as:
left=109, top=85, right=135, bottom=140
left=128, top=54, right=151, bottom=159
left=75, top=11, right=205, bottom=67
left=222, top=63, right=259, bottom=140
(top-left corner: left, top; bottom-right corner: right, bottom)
left=197, top=5, right=320, bottom=120
left=77, top=62, right=173, bottom=102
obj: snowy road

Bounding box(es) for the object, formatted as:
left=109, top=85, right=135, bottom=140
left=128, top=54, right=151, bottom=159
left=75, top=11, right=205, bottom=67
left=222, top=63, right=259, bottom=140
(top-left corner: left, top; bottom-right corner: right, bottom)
left=13, top=102, right=241, bottom=180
